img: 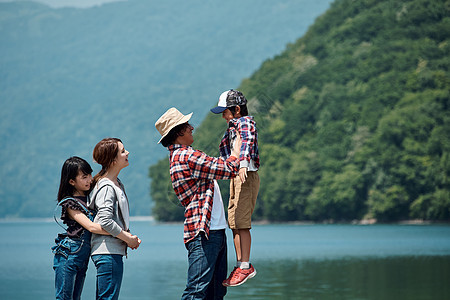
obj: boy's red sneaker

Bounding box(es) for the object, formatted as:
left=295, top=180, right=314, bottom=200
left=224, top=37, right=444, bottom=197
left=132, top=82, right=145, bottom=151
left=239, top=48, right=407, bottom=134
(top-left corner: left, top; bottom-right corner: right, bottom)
left=227, top=264, right=256, bottom=287
left=222, top=267, right=238, bottom=287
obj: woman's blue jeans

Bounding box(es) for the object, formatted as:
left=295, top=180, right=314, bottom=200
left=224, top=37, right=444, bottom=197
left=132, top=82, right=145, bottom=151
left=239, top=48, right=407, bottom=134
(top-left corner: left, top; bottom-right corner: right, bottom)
left=52, top=231, right=92, bottom=300
left=91, top=254, right=124, bottom=300
left=182, top=229, right=227, bottom=300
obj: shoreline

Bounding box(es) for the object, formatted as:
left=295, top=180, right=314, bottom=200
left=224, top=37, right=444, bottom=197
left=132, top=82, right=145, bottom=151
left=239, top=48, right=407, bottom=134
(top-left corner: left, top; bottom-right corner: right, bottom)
left=0, top=216, right=156, bottom=223
left=0, top=216, right=448, bottom=225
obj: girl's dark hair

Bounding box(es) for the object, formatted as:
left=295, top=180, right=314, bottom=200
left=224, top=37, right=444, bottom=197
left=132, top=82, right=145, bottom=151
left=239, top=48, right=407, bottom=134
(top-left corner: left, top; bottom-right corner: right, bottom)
left=228, top=105, right=248, bottom=117
left=161, top=123, right=191, bottom=147
left=92, top=137, right=122, bottom=185
left=57, top=156, right=93, bottom=201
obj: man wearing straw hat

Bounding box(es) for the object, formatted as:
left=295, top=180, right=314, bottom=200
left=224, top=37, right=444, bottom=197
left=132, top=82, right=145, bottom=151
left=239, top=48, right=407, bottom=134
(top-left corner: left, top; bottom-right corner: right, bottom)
left=155, top=107, right=242, bottom=300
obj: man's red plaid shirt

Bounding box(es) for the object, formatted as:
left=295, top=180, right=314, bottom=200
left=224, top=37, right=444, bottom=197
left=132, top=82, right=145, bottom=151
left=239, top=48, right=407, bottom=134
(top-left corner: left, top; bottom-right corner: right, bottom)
left=168, top=144, right=239, bottom=243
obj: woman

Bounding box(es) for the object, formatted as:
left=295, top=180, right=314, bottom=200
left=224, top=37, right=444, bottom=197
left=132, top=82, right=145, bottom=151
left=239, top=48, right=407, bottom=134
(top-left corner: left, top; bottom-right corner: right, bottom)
left=88, top=138, right=141, bottom=300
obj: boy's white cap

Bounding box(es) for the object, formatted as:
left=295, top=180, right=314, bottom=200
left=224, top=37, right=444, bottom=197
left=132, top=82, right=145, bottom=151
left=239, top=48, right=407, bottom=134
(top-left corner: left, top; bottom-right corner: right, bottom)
left=210, top=89, right=247, bottom=114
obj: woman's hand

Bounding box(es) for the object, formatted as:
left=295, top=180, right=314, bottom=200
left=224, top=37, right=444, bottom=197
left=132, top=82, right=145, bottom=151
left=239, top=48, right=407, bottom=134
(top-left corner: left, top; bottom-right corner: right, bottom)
left=117, top=230, right=141, bottom=250
left=127, top=235, right=141, bottom=250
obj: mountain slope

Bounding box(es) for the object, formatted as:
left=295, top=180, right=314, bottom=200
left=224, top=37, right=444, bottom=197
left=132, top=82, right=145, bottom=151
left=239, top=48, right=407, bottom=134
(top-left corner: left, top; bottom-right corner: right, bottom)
left=0, top=0, right=332, bottom=217
left=150, top=0, right=450, bottom=222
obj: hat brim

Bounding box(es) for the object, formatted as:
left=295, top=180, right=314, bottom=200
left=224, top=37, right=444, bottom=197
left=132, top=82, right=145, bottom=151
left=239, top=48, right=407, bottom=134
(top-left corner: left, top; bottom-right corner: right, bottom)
left=157, top=112, right=193, bottom=144
left=210, top=106, right=227, bottom=114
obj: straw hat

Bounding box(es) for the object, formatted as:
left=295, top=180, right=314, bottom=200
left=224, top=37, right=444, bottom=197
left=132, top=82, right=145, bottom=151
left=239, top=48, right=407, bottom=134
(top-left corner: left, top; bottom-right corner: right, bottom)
left=155, top=107, right=193, bottom=144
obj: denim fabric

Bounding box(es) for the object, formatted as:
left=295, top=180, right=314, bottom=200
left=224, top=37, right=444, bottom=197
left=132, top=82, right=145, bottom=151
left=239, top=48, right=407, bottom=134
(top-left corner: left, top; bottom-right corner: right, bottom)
left=52, top=230, right=92, bottom=300
left=91, top=254, right=124, bottom=300
left=182, top=230, right=227, bottom=300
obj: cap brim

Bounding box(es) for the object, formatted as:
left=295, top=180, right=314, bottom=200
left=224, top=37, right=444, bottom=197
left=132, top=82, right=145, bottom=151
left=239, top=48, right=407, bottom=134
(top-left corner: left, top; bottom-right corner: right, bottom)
left=210, top=106, right=227, bottom=114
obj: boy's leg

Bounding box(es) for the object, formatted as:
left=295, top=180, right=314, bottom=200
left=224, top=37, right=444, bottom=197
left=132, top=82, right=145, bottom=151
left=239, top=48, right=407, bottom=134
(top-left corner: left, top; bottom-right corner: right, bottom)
left=229, top=178, right=241, bottom=264
left=232, top=229, right=242, bottom=262
left=222, top=229, right=243, bottom=287
left=237, top=229, right=251, bottom=263
left=223, top=179, right=241, bottom=287
left=232, top=172, right=259, bottom=264
left=227, top=240, right=257, bottom=287
left=227, top=172, right=259, bottom=286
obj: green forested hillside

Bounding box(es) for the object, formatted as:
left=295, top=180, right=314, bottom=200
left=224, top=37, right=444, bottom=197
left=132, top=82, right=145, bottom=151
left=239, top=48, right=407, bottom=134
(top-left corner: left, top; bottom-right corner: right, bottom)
left=150, top=0, right=450, bottom=222
left=0, top=0, right=332, bottom=218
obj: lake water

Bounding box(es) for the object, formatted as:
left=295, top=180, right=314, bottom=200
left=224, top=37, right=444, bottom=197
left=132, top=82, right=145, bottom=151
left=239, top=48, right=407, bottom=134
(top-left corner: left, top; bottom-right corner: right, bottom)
left=0, top=221, right=449, bottom=299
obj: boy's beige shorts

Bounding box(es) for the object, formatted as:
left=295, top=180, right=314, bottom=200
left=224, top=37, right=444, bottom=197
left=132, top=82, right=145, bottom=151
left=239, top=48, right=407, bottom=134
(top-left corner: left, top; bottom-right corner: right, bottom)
left=228, top=171, right=260, bottom=229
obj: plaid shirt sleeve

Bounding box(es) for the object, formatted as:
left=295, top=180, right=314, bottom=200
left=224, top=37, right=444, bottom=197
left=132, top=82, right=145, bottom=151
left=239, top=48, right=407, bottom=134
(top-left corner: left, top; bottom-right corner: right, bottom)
left=219, top=130, right=231, bottom=160
left=235, top=116, right=260, bottom=169
left=187, top=148, right=239, bottom=180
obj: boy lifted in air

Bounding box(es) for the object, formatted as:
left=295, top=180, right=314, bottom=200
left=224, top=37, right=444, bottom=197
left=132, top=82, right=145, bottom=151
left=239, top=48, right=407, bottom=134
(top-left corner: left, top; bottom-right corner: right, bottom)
left=211, top=89, right=260, bottom=287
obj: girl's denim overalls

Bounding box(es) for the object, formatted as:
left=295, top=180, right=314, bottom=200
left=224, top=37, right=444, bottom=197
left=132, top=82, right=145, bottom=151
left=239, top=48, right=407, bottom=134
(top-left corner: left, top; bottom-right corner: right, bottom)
left=52, top=198, right=94, bottom=300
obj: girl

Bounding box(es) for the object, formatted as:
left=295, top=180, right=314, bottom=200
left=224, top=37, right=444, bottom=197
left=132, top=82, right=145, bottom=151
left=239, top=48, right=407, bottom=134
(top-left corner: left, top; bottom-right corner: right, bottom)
left=52, top=156, right=110, bottom=300
left=88, top=138, right=141, bottom=300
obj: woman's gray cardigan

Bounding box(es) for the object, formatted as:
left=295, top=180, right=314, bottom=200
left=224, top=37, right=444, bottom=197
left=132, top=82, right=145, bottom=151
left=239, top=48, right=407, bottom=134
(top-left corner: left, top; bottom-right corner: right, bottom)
left=88, top=178, right=130, bottom=256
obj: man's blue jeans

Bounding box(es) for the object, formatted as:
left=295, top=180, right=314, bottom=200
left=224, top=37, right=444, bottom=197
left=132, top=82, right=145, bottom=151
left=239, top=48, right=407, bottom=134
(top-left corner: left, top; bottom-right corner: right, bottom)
left=91, top=254, right=124, bottom=300
left=182, top=229, right=227, bottom=300
left=53, top=231, right=91, bottom=300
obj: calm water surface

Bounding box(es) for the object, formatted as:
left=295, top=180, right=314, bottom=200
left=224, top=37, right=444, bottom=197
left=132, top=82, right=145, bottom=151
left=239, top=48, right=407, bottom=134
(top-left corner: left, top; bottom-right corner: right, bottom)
left=0, top=221, right=449, bottom=299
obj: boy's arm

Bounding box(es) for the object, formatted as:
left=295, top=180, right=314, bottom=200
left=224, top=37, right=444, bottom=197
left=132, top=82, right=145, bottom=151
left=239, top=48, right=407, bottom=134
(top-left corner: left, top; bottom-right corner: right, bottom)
left=239, top=167, right=248, bottom=183
left=237, top=118, right=256, bottom=168
left=219, top=131, right=231, bottom=160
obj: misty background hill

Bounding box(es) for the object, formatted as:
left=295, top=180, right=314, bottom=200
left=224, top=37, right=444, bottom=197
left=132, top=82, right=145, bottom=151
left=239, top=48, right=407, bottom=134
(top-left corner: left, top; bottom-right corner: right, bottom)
left=0, top=0, right=332, bottom=218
